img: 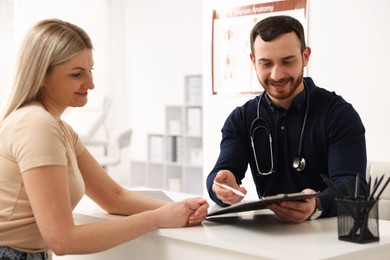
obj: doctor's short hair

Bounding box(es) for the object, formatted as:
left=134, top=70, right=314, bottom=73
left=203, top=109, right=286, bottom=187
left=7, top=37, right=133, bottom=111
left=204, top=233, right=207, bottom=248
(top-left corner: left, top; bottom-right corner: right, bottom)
left=249, top=15, right=306, bottom=55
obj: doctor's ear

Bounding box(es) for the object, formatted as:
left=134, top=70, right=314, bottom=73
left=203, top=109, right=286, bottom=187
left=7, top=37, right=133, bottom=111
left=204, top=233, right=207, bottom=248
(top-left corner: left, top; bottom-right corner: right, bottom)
left=302, top=47, right=311, bottom=66
left=250, top=53, right=255, bottom=64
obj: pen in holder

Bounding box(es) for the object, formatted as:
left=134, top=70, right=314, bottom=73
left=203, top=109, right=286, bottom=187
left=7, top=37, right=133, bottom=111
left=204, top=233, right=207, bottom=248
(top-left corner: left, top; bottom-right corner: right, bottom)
left=336, top=197, right=379, bottom=243
left=321, top=173, right=390, bottom=244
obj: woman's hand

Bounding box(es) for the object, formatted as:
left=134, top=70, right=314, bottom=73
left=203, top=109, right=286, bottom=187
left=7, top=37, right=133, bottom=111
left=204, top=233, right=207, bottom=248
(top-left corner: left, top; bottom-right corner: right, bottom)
left=155, top=197, right=209, bottom=228
left=186, top=197, right=209, bottom=226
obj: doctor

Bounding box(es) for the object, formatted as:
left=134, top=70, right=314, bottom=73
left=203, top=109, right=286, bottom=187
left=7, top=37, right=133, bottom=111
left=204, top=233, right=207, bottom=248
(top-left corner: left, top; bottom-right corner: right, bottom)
left=207, top=15, right=367, bottom=223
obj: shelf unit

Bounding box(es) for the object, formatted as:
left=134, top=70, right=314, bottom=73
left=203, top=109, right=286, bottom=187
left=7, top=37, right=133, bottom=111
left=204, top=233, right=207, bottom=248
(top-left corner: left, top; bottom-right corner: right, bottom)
left=130, top=75, right=203, bottom=195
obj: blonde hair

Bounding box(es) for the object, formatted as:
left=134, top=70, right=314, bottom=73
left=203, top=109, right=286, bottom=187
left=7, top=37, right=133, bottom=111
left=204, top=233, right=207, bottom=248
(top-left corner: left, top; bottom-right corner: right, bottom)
left=0, top=18, right=93, bottom=121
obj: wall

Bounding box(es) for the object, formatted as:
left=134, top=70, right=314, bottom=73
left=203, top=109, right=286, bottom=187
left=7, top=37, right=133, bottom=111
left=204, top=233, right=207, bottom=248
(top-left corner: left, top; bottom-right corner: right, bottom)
left=307, top=0, right=390, bottom=161
left=109, top=0, right=204, bottom=182
left=202, top=0, right=390, bottom=199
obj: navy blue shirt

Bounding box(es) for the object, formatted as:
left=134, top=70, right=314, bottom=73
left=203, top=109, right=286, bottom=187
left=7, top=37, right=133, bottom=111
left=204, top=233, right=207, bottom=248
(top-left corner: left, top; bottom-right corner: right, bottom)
left=206, top=77, right=367, bottom=217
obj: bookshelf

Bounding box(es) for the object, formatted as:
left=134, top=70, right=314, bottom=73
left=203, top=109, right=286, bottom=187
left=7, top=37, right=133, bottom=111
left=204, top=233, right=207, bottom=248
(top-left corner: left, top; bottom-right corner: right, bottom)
left=130, top=75, right=203, bottom=195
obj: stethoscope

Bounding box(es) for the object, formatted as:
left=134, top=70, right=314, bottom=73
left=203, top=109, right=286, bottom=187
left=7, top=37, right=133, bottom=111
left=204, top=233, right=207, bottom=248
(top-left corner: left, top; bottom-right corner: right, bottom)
left=250, top=82, right=309, bottom=175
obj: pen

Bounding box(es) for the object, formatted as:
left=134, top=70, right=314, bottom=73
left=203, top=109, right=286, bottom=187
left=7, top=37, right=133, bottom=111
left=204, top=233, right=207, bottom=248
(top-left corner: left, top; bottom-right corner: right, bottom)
left=369, top=175, right=384, bottom=200
left=320, top=174, right=362, bottom=226
left=213, top=181, right=246, bottom=197
left=375, top=175, right=390, bottom=200
left=320, top=174, right=343, bottom=199
left=354, top=172, right=359, bottom=200
left=365, top=175, right=371, bottom=200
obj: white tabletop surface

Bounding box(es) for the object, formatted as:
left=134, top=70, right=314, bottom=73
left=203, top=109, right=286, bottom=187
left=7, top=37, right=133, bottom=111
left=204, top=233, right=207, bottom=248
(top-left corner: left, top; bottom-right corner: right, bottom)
left=72, top=189, right=390, bottom=260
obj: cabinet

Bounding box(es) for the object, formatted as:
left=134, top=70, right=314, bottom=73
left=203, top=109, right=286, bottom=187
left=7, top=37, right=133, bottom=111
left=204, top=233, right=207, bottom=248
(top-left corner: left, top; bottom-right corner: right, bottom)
left=130, top=75, right=203, bottom=195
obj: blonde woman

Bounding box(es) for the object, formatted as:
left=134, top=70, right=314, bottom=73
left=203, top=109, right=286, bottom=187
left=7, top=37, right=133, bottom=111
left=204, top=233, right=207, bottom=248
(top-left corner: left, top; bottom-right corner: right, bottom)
left=0, top=19, right=208, bottom=259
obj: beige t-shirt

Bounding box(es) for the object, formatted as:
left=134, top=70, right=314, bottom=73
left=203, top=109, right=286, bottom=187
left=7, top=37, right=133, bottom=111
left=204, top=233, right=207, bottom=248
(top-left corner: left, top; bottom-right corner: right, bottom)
left=0, top=103, right=86, bottom=253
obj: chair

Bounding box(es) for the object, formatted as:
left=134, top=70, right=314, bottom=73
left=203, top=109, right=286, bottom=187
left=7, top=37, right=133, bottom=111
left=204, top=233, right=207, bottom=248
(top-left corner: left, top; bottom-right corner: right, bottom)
left=366, top=161, right=390, bottom=220
left=95, top=129, right=132, bottom=169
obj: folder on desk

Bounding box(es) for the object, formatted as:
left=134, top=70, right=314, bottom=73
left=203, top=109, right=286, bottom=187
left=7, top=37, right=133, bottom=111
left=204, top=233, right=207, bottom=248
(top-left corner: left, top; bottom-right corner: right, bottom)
left=207, top=192, right=319, bottom=217
left=136, top=190, right=173, bottom=202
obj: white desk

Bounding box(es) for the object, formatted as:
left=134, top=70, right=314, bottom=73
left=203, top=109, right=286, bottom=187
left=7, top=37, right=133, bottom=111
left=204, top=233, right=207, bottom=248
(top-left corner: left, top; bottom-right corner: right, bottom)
left=54, top=191, right=390, bottom=260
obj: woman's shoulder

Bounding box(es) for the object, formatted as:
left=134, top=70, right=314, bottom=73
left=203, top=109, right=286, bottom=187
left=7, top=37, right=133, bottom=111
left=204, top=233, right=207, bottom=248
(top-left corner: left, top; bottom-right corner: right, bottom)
left=6, top=103, right=58, bottom=131
left=10, top=103, right=52, bottom=121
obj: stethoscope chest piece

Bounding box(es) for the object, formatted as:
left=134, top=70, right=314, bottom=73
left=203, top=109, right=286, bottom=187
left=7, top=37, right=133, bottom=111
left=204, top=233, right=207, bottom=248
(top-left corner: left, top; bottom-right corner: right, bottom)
left=292, top=157, right=306, bottom=171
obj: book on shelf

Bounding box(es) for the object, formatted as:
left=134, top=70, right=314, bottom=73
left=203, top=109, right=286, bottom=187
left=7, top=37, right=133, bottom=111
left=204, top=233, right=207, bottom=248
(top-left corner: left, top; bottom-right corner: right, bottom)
left=186, top=107, right=202, bottom=135
left=148, top=135, right=164, bottom=162
left=186, top=75, right=202, bottom=105
left=165, top=136, right=183, bottom=163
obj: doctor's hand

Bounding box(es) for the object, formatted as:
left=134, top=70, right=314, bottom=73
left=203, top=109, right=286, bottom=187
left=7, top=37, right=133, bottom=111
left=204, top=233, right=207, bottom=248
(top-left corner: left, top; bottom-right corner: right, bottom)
left=212, top=170, right=247, bottom=205
left=267, top=188, right=317, bottom=223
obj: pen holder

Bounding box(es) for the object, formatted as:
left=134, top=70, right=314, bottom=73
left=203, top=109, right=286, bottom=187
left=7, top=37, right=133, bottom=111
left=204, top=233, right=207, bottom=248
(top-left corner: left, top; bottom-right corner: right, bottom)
left=336, top=198, right=379, bottom=244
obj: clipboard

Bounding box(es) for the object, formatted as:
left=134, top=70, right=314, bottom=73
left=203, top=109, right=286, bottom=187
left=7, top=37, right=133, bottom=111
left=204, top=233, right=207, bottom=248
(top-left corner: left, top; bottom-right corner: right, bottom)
left=207, top=192, right=320, bottom=217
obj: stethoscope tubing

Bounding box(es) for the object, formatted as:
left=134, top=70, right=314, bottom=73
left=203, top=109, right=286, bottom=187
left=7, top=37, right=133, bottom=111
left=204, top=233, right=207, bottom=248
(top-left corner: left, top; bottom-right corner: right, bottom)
left=250, top=81, right=309, bottom=174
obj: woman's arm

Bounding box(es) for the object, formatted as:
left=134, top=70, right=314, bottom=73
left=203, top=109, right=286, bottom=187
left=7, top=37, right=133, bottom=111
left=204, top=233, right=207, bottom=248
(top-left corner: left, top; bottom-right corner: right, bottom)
left=22, top=150, right=208, bottom=255
left=77, top=149, right=170, bottom=215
